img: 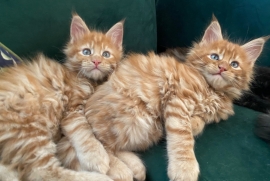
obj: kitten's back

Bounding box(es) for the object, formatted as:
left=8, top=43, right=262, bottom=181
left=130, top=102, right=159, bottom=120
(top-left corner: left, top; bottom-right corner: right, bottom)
left=0, top=54, right=72, bottom=114
left=0, top=54, right=66, bottom=90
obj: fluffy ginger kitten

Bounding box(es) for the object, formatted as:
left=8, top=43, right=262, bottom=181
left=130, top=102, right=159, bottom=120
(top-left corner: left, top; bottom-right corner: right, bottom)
left=58, top=16, right=267, bottom=181
left=0, top=14, right=123, bottom=181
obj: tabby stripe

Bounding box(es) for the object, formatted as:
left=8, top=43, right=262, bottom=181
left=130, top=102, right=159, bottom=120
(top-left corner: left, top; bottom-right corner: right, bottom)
left=165, top=111, right=188, bottom=120
left=166, top=126, right=192, bottom=136
left=34, top=154, right=55, bottom=168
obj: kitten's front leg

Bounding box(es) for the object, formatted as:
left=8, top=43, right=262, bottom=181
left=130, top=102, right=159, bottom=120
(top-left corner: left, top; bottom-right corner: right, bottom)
left=165, top=99, right=200, bottom=181
left=61, top=110, right=110, bottom=174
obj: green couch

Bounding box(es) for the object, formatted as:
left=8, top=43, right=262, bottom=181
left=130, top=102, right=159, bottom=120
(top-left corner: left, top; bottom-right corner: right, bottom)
left=1, top=0, right=269, bottom=180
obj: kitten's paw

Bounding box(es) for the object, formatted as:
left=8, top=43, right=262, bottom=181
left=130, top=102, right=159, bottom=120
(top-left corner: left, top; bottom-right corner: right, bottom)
left=131, top=161, right=146, bottom=181
left=108, top=166, right=133, bottom=181
left=116, top=151, right=146, bottom=181
left=30, top=168, right=113, bottom=181
left=168, top=159, right=199, bottom=181
left=77, top=172, right=113, bottom=181
left=79, top=147, right=110, bottom=174
left=107, top=154, right=133, bottom=181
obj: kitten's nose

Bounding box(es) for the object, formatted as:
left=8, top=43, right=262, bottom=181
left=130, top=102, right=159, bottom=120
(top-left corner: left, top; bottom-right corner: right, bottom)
left=218, top=64, right=227, bottom=72
left=92, top=60, right=101, bottom=66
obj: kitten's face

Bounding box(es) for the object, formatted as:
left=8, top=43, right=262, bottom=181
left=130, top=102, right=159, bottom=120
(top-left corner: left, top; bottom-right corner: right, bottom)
left=189, top=40, right=252, bottom=91
left=64, top=15, right=123, bottom=81
left=186, top=16, right=267, bottom=98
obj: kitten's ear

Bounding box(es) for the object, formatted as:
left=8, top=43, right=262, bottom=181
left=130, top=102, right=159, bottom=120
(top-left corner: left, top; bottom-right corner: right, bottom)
left=106, top=20, right=124, bottom=50
left=241, top=36, right=269, bottom=64
left=202, top=15, right=223, bottom=43
left=70, top=14, right=90, bottom=42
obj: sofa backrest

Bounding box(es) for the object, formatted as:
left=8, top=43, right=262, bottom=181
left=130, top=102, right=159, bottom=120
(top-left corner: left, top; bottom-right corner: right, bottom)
left=0, top=0, right=157, bottom=61
left=156, top=0, right=270, bottom=66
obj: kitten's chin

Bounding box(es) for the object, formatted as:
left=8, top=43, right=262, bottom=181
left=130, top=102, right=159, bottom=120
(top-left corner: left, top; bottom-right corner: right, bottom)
left=204, top=72, right=228, bottom=90
left=84, top=69, right=106, bottom=81
left=204, top=72, right=242, bottom=99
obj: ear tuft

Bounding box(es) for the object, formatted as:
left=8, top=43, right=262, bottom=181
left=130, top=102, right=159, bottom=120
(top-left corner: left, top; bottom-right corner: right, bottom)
left=241, top=37, right=268, bottom=64
left=202, top=16, right=223, bottom=44
left=70, top=15, right=89, bottom=42
left=211, top=14, right=218, bottom=22
left=106, top=21, right=124, bottom=50
left=262, top=35, right=270, bottom=42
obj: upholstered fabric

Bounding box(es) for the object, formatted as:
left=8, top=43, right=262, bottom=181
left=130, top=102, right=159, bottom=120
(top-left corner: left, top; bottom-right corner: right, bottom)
left=156, top=0, right=270, bottom=66
left=0, top=0, right=157, bottom=61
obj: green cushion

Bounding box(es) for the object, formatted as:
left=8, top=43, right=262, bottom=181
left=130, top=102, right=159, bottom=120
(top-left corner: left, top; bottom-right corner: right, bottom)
left=141, top=105, right=270, bottom=181
left=0, top=0, right=157, bottom=60
left=156, top=0, right=270, bottom=66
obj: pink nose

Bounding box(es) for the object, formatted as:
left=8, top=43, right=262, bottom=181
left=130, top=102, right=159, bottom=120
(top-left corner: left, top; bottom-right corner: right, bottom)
left=93, top=60, right=101, bottom=66
left=218, top=65, right=227, bottom=73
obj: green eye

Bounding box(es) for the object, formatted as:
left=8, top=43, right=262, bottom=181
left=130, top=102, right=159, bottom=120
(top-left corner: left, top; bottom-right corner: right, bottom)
left=231, top=61, right=239, bottom=68
left=210, top=53, right=219, bottom=60
left=82, top=48, right=91, bottom=55
left=102, top=51, right=110, bottom=58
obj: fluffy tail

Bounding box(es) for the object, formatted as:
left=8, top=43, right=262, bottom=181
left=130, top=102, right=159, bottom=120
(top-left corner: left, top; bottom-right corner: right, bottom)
left=254, top=113, right=270, bottom=143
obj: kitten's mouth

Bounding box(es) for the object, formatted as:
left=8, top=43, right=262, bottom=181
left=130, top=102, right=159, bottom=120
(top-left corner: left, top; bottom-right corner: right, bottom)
left=212, top=70, right=224, bottom=77
left=212, top=72, right=222, bottom=76
left=91, top=67, right=105, bottom=73
left=211, top=72, right=226, bottom=80
left=211, top=72, right=230, bottom=83
left=83, top=67, right=102, bottom=73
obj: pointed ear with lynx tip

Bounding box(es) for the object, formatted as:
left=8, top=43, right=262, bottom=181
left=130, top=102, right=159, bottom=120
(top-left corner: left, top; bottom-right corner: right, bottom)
left=201, top=15, right=223, bottom=44
left=241, top=35, right=270, bottom=64
left=70, top=15, right=90, bottom=43
left=106, top=20, right=124, bottom=51
left=211, top=14, right=218, bottom=22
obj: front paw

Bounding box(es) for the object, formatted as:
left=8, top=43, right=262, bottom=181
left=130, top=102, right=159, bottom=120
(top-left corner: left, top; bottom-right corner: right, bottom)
left=78, top=146, right=110, bottom=174
left=116, top=151, right=146, bottom=181
left=168, top=159, right=200, bottom=181
left=107, top=154, right=133, bottom=181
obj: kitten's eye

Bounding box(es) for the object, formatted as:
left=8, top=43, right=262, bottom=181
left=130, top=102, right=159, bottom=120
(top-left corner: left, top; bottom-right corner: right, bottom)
left=102, top=51, right=110, bottom=58
left=230, top=61, right=239, bottom=68
left=82, top=48, right=91, bottom=55
left=210, top=53, right=219, bottom=60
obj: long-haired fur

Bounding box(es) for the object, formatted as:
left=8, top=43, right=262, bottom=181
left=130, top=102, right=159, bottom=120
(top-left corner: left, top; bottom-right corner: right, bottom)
left=57, top=16, right=267, bottom=181
left=0, top=13, right=123, bottom=181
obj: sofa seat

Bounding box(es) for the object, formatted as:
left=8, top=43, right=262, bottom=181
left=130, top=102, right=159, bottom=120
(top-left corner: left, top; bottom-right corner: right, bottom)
left=141, top=105, right=270, bottom=181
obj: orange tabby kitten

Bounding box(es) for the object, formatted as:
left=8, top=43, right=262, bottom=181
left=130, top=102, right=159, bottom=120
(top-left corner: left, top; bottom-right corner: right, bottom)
left=0, top=14, right=123, bottom=181
left=58, top=16, right=267, bottom=181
